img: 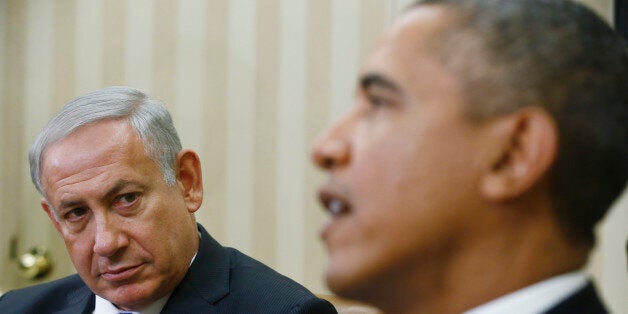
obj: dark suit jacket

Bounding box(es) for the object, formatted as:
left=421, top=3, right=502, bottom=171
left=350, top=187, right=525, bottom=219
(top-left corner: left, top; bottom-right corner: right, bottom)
left=544, top=281, right=608, bottom=314
left=0, top=224, right=337, bottom=314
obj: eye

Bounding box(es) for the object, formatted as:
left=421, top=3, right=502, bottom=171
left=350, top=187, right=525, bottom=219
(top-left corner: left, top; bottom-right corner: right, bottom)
left=121, top=193, right=137, bottom=203
left=64, top=207, right=88, bottom=222
left=363, top=85, right=396, bottom=110
left=367, top=94, right=389, bottom=108
left=113, top=192, right=140, bottom=209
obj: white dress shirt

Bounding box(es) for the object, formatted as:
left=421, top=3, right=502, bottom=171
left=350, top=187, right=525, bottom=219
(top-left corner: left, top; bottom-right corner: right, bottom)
left=94, top=293, right=171, bottom=314
left=464, top=271, right=588, bottom=314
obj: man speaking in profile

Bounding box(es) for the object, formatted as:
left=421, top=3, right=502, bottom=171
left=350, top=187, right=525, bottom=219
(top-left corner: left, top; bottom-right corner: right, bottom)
left=0, top=86, right=336, bottom=314
left=312, top=0, right=627, bottom=313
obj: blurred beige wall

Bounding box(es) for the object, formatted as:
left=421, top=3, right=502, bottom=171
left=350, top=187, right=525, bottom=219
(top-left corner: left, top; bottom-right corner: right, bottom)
left=0, top=1, right=625, bottom=312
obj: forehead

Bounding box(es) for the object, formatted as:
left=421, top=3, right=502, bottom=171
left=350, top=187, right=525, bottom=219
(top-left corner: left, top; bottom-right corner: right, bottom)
left=40, top=120, right=147, bottom=193
left=366, top=6, right=451, bottom=66
left=363, top=6, right=463, bottom=99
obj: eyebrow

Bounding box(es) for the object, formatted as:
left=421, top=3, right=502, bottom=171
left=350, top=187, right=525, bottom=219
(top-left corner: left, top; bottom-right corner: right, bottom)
left=57, top=179, right=146, bottom=211
left=57, top=199, right=84, bottom=213
left=360, top=73, right=401, bottom=93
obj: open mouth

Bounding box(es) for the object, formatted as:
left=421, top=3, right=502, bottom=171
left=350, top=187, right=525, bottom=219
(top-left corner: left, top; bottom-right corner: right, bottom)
left=317, top=186, right=353, bottom=243
left=318, top=188, right=351, bottom=217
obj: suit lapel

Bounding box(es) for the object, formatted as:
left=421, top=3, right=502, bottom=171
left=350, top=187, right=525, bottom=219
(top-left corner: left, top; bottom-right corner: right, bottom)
left=544, top=282, right=607, bottom=314
left=161, top=224, right=230, bottom=313
left=52, top=282, right=94, bottom=314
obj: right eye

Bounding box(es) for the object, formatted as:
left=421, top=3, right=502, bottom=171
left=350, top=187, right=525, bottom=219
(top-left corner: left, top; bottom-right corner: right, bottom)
left=64, top=207, right=88, bottom=222
left=367, top=93, right=390, bottom=108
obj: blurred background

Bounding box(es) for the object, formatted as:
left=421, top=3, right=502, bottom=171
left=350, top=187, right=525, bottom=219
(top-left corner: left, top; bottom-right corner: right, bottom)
left=0, top=0, right=625, bottom=312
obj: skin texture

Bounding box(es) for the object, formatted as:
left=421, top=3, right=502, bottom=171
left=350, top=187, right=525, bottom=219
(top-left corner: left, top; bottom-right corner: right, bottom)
left=39, top=119, right=203, bottom=311
left=311, top=6, right=585, bottom=314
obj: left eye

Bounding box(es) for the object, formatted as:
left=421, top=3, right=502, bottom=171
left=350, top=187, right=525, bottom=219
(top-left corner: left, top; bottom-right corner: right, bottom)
left=64, top=207, right=89, bottom=222
left=114, top=193, right=139, bottom=207
left=120, top=193, right=137, bottom=203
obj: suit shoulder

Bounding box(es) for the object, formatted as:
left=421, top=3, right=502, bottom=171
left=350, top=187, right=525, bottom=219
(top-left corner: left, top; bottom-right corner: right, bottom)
left=223, top=248, right=337, bottom=313
left=226, top=247, right=311, bottom=295
left=0, top=274, right=92, bottom=314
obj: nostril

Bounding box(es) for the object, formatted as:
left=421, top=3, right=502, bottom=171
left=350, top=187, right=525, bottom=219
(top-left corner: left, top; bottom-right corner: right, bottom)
left=314, top=138, right=350, bottom=169
left=322, top=157, right=335, bottom=169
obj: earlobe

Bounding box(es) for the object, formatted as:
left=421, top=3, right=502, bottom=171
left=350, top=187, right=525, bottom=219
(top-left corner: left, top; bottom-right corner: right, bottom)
left=176, top=149, right=204, bottom=213
left=481, top=107, right=558, bottom=201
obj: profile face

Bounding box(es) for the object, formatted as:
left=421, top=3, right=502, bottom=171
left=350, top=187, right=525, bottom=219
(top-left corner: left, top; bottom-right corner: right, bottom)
left=311, top=7, right=489, bottom=300
left=39, top=119, right=200, bottom=310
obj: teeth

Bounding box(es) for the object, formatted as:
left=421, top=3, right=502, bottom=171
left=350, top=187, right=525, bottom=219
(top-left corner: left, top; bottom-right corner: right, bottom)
left=328, top=199, right=344, bottom=216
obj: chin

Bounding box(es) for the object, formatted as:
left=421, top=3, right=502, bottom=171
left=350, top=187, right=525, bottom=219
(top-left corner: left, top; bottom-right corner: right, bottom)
left=98, top=283, right=155, bottom=310
left=109, top=294, right=153, bottom=311
left=325, top=260, right=372, bottom=302
left=327, top=277, right=357, bottom=300
left=326, top=249, right=403, bottom=306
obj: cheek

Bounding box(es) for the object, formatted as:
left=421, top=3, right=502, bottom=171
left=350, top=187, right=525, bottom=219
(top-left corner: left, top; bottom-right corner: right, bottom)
left=63, top=235, right=95, bottom=272
left=138, top=198, right=192, bottom=258
left=348, top=134, right=461, bottom=243
left=351, top=133, right=425, bottom=207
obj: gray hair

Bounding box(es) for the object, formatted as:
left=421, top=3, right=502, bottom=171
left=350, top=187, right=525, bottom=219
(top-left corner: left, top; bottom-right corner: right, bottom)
left=29, top=86, right=182, bottom=196
left=413, top=0, right=628, bottom=245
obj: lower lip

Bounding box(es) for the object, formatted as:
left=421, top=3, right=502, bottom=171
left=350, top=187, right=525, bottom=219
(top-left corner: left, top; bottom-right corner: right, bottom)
left=320, top=214, right=346, bottom=242
left=101, top=265, right=142, bottom=282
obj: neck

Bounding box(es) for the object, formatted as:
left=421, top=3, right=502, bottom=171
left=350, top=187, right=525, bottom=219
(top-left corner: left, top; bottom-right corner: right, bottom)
left=364, top=206, right=590, bottom=314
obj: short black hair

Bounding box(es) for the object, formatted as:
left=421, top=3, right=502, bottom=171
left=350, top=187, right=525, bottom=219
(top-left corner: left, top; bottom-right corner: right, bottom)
left=616, top=0, right=628, bottom=45
left=415, top=0, right=628, bottom=246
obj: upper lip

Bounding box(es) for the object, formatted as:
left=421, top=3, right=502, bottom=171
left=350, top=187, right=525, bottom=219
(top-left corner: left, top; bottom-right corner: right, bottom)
left=100, top=264, right=140, bottom=275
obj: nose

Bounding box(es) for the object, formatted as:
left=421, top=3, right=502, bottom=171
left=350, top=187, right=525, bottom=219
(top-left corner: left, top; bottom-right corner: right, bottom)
left=93, top=215, right=129, bottom=257
left=311, top=116, right=352, bottom=170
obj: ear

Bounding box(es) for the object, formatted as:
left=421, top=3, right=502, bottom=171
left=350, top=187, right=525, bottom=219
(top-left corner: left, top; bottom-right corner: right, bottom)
left=41, top=198, right=63, bottom=235
left=480, top=107, right=558, bottom=201
left=175, top=149, right=204, bottom=213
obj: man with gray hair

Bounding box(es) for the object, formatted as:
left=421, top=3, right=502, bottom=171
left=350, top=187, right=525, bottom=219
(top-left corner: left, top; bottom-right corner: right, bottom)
left=311, top=0, right=626, bottom=313
left=0, top=86, right=337, bottom=313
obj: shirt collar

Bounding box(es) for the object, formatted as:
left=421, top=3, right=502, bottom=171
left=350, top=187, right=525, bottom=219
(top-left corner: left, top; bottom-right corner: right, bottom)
left=464, top=271, right=588, bottom=314
left=94, top=292, right=171, bottom=314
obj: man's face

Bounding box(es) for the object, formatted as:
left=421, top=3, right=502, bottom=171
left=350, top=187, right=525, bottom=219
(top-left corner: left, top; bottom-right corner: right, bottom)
left=312, top=7, right=490, bottom=299
left=40, top=119, right=200, bottom=310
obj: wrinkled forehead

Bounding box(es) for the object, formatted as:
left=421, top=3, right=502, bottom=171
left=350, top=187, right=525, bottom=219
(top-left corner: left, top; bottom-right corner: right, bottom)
left=40, top=121, right=142, bottom=190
